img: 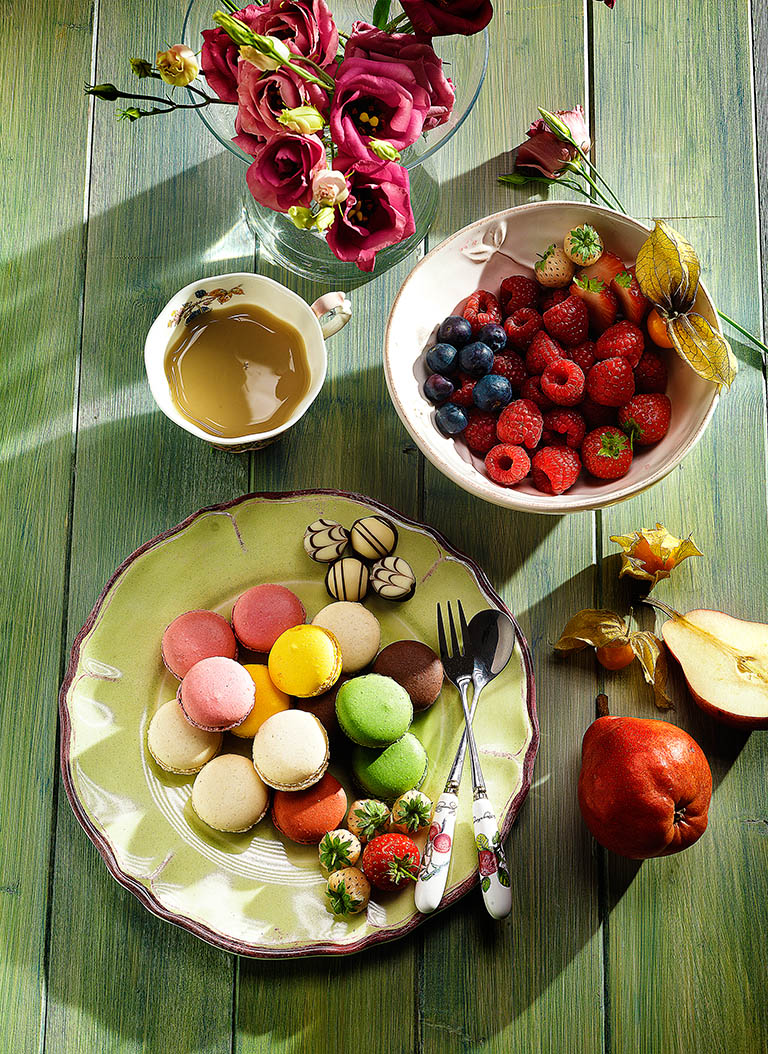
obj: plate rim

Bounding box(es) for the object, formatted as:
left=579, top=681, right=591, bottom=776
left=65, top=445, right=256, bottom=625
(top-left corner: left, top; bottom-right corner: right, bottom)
left=59, top=488, right=538, bottom=959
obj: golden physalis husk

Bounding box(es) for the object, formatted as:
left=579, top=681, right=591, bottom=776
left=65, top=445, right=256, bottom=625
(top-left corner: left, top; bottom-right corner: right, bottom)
left=610, top=523, right=702, bottom=587
left=635, top=220, right=737, bottom=388
left=630, top=630, right=672, bottom=709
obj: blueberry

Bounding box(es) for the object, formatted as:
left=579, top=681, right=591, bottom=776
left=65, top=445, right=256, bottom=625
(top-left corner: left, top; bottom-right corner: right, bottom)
left=437, top=315, right=473, bottom=348
left=424, top=373, right=455, bottom=404
left=472, top=374, right=513, bottom=412
left=435, top=403, right=468, bottom=436
left=458, top=341, right=494, bottom=378
left=476, top=323, right=507, bottom=353
left=425, top=342, right=459, bottom=376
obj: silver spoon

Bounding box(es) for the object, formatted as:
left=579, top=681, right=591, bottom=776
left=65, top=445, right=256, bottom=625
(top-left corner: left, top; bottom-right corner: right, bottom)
left=414, top=608, right=516, bottom=915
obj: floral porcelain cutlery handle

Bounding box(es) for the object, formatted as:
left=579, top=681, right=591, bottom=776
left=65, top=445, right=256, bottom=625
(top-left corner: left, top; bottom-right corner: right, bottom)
left=414, top=789, right=459, bottom=914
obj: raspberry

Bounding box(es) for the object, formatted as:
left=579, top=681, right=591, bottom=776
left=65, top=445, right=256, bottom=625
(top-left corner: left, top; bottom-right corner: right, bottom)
left=463, top=290, right=501, bottom=334
left=485, top=443, right=531, bottom=486
left=542, top=409, right=586, bottom=449
left=539, top=287, right=569, bottom=314
left=634, top=350, right=668, bottom=393
left=582, top=426, right=633, bottom=479
left=520, top=375, right=555, bottom=412
left=450, top=372, right=476, bottom=407
left=531, top=446, right=582, bottom=494
left=595, top=321, right=645, bottom=367
left=543, top=295, right=589, bottom=346
left=493, top=352, right=527, bottom=388
left=497, top=398, right=543, bottom=449
left=464, top=411, right=500, bottom=455
left=568, top=340, right=596, bottom=374
left=504, top=307, right=542, bottom=351
left=618, top=393, right=672, bottom=445
left=526, top=330, right=565, bottom=375
left=540, top=359, right=585, bottom=407
left=581, top=398, right=618, bottom=428
left=586, top=357, right=635, bottom=407
left=500, top=275, right=538, bottom=315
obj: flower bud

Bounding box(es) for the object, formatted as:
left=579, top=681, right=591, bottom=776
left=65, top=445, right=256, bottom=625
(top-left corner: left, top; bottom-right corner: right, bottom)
left=130, top=58, right=154, bottom=79
left=156, top=45, right=200, bottom=87
left=85, top=83, right=120, bottom=101
left=288, top=205, right=336, bottom=232
left=314, top=205, right=336, bottom=232
left=117, top=107, right=143, bottom=122
left=277, top=105, right=326, bottom=135
left=369, top=139, right=401, bottom=162
left=311, top=168, right=349, bottom=206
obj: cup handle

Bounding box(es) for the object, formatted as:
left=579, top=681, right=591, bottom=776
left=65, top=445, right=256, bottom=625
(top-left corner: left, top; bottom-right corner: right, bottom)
left=311, top=292, right=352, bottom=339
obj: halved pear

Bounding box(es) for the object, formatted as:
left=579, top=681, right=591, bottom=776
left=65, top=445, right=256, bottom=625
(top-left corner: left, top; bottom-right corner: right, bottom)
left=661, top=608, right=768, bottom=728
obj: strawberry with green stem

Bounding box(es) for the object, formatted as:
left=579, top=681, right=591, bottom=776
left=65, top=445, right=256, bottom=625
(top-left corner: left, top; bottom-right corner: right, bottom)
left=318, top=829, right=361, bottom=874
left=346, top=799, right=391, bottom=844
left=563, top=224, right=604, bottom=266
left=361, top=833, right=420, bottom=892
left=326, top=867, right=371, bottom=916
left=391, top=790, right=433, bottom=835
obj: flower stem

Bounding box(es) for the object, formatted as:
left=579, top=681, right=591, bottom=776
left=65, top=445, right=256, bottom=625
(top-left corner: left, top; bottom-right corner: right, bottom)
left=717, top=310, right=768, bottom=354
left=290, top=55, right=336, bottom=89
left=284, top=59, right=335, bottom=91
left=574, top=145, right=627, bottom=213
left=563, top=163, right=618, bottom=210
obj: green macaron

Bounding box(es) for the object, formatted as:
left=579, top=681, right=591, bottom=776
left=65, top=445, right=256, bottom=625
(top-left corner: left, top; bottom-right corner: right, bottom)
left=335, top=673, right=413, bottom=748
left=351, top=733, right=428, bottom=801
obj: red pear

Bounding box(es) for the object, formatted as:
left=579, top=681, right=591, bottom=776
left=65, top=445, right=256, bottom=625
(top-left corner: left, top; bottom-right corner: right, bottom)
left=578, top=716, right=712, bottom=859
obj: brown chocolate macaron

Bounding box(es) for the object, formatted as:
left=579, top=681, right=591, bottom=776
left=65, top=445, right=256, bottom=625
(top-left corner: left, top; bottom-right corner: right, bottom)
left=294, top=677, right=348, bottom=743
left=372, top=641, right=444, bottom=711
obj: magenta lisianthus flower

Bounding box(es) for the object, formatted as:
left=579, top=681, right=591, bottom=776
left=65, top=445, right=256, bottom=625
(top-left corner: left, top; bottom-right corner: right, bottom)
left=330, top=57, right=431, bottom=159
left=514, top=106, right=591, bottom=178
left=200, top=4, right=262, bottom=103
left=236, top=60, right=329, bottom=139
left=326, top=155, right=415, bottom=272
left=345, top=22, right=455, bottom=132
left=245, top=132, right=325, bottom=212
left=399, top=0, right=493, bottom=36
left=232, top=112, right=267, bottom=158
left=250, top=0, right=339, bottom=70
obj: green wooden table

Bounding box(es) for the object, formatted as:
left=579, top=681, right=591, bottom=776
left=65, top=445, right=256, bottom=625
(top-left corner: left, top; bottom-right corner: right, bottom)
left=3, top=1, right=767, bottom=1050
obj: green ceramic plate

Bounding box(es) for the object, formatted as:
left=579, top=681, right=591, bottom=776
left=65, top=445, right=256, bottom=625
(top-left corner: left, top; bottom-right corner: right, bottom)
left=60, top=491, right=537, bottom=958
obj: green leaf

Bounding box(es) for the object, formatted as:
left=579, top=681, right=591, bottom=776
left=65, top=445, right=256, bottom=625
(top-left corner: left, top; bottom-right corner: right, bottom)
left=476, top=833, right=489, bottom=850
left=498, top=869, right=511, bottom=888
left=372, top=0, right=391, bottom=29
left=481, top=876, right=491, bottom=893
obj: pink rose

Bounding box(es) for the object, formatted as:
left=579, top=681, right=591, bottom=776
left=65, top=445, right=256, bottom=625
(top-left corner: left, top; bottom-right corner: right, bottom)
left=236, top=60, right=329, bottom=139
left=251, top=0, right=339, bottom=70
left=477, top=850, right=498, bottom=877
left=399, top=0, right=493, bottom=36
left=330, top=57, right=430, bottom=158
left=326, top=155, right=415, bottom=272
left=312, top=169, right=349, bottom=205
left=514, top=106, right=591, bottom=179
left=245, top=133, right=325, bottom=212
left=345, top=22, right=455, bottom=132
left=200, top=4, right=262, bottom=103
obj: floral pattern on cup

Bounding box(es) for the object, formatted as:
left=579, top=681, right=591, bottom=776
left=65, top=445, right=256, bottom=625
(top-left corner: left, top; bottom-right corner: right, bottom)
left=169, top=285, right=245, bottom=327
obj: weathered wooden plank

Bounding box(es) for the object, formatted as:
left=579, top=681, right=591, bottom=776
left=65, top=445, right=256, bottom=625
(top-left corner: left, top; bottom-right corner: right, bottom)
left=418, top=5, right=606, bottom=1052
left=594, top=2, right=768, bottom=1052
left=0, top=1, right=93, bottom=1048
left=43, top=3, right=253, bottom=1050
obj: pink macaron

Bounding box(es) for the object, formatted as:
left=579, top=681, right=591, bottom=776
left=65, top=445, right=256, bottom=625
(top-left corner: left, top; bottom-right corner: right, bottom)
left=161, top=609, right=238, bottom=679
left=179, top=656, right=256, bottom=731
left=231, top=584, right=306, bottom=653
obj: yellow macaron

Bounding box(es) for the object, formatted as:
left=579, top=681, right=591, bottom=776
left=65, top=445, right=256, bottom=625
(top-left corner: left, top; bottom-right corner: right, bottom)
left=268, top=625, right=342, bottom=698
left=232, top=664, right=291, bottom=738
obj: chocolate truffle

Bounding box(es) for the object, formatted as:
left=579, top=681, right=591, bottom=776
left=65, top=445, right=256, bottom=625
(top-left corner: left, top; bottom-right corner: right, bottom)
left=325, top=557, right=369, bottom=602
left=349, top=515, right=398, bottom=560
left=370, top=556, right=416, bottom=602
left=372, top=640, right=444, bottom=711
left=303, top=519, right=349, bottom=563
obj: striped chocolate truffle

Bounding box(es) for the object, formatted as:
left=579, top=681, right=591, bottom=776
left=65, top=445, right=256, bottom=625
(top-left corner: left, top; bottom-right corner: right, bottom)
left=303, top=519, right=349, bottom=563
left=349, top=516, right=398, bottom=561
left=370, top=556, right=416, bottom=602
left=325, top=557, right=369, bottom=602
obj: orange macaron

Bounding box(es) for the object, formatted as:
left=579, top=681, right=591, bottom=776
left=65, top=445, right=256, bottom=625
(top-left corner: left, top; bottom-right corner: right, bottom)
left=271, top=773, right=348, bottom=845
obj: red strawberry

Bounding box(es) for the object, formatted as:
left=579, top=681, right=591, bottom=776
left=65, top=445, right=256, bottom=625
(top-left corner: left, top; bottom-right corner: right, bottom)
left=611, top=267, right=650, bottom=325
left=542, top=409, right=586, bottom=449
left=492, top=352, right=528, bottom=388
left=579, top=250, right=626, bottom=286
left=539, top=287, right=570, bottom=314
left=581, top=397, right=618, bottom=428
left=570, top=277, right=619, bottom=334
left=526, top=330, right=565, bottom=375
left=586, top=357, right=635, bottom=407
left=595, top=321, right=645, bottom=368
left=464, top=411, right=499, bottom=455
left=520, top=375, right=555, bottom=412
left=500, top=275, right=538, bottom=315
left=485, top=443, right=531, bottom=486
left=582, top=426, right=633, bottom=479
left=503, top=307, right=542, bottom=351
left=531, top=446, right=582, bottom=494
left=618, top=393, right=672, bottom=445
left=361, top=833, right=420, bottom=892
left=497, top=398, right=543, bottom=449
left=450, top=372, right=476, bottom=407
left=634, top=350, right=668, bottom=393
left=543, top=294, right=589, bottom=346
left=568, top=340, right=596, bottom=373
left=540, top=359, right=585, bottom=407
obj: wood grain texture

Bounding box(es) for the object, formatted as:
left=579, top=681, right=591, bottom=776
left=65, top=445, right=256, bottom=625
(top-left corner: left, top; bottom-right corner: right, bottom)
left=418, top=4, right=606, bottom=1052
left=0, top=0, right=93, bottom=1048
left=593, top=2, right=768, bottom=1052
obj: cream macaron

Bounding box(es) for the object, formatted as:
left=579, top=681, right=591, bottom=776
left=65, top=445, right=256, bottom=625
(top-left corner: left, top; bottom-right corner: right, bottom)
left=147, top=699, right=222, bottom=774
left=191, top=754, right=270, bottom=832
left=252, top=709, right=330, bottom=791
left=311, top=602, right=381, bottom=674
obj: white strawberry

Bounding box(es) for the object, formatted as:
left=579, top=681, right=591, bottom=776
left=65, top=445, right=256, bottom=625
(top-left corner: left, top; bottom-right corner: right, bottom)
left=563, top=224, right=604, bottom=266
left=326, top=867, right=371, bottom=916
left=318, top=829, right=361, bottom=875
left=391, top=790, right=433, bottom=835
left=534, top=244, right=576, bottom=288
left=346, top=799, right=391, bottom=844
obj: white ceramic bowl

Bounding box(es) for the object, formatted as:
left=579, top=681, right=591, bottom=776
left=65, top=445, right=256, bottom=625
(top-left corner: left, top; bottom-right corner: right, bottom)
left=384, top=202, right=720, bottom=514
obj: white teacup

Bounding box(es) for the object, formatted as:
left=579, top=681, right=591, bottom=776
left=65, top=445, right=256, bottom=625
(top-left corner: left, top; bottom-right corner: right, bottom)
left=144, top=271, right=351, bottom=451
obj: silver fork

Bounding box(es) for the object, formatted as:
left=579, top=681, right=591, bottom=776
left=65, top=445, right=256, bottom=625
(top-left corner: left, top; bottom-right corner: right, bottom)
left=433, top=600, right=511, bottom=919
